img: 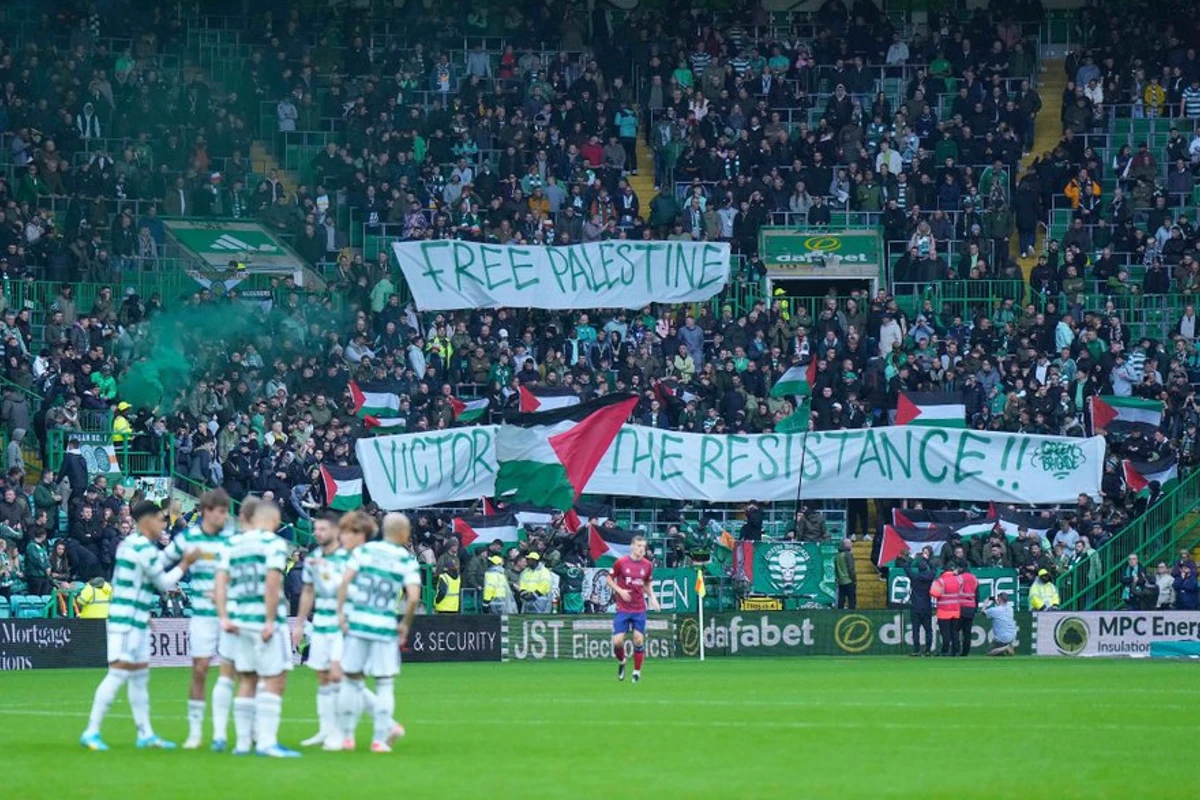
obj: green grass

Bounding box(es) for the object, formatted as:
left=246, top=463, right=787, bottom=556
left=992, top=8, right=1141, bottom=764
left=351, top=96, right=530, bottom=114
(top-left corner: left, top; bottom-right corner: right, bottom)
left=3, top=658, right=1197, bottom=799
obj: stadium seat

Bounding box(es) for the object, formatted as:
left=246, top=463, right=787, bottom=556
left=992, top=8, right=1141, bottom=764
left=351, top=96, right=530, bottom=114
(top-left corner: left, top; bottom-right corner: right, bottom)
left=13, top=595, right=48, bottom=618
left=0, top=596, right=9, bottom=618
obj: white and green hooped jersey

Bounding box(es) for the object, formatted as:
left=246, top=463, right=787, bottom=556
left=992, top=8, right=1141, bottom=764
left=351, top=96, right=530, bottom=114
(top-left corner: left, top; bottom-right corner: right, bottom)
left=110, top=535, right=179, bottom=632
left=160, top=523, right=232, bottom=617
left=302, top=547, right=350, bottom=635
left=346, top=541, right=421, bottom=642
left=218, top=528, right=290, bottom=633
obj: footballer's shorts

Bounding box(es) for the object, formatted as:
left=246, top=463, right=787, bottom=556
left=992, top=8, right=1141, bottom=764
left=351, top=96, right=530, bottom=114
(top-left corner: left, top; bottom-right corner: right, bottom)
left=305, top=631, right=344, bottom=672
left=107, top=625, right=150, bottom=664
left=233, top=627, right=294, bottom=677
left=340, top=634, right=399, bottom=678
left=612, top=610, right=647, bottom=635
left=189, top=616, right=236, bottom=661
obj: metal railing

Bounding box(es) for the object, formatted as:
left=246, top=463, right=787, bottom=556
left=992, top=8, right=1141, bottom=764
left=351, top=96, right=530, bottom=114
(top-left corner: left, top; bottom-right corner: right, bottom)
left=1058, top=467, right=1200, bottom=611
left=45, top=427, right=169, bottom=478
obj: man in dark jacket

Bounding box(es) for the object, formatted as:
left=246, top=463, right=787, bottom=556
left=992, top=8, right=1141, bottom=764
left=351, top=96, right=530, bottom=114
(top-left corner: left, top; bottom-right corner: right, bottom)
left=899, top=545, right=936, bottom=655
left=61, top=438, right=89, bottom=501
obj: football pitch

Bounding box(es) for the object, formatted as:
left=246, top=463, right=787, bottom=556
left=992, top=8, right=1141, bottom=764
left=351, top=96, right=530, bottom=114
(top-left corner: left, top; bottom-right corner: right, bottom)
left=2, top=658, right=1195, bottom=799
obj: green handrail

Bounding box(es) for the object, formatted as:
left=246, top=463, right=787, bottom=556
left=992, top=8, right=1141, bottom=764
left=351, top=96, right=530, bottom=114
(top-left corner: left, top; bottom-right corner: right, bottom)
left=45, top=428, right=171, bottom=477
left=1058, top=468, right=1200, bottom=610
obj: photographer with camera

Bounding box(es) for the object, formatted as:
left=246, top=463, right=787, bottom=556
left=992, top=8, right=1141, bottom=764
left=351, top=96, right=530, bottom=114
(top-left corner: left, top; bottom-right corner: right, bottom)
left=981, top=592, right=1018, bottom=656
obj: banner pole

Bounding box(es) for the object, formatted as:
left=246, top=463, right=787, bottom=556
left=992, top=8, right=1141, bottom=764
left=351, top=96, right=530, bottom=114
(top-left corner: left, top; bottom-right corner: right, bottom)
left=792, top=423, right=810, bottom=513
left=698, top=573, right=706, bottom=663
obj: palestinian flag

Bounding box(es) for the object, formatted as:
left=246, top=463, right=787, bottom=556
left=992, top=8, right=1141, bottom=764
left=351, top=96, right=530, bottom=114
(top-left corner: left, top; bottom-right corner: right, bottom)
left=350, top=380, right=402, bottom=418
left=1089, top=395, right=1163, bottom=436
left=452, top=513, right=521, bottom=549
left=877, top=516, right=1011, bottom=567
left=508, top=503, right=557, bottom=531
left=363, top=415, right=406, bottom=432
left=319, top=465, right=363, bottom=511
left=895, top=391, right=966, bottom=427
left=573, top=501, right=612, bottom=530
left=495, top=393, right=638, bottom=509
left=588, top=521, right=638, bottom=564
left=484, top=500, right=609, bottom=533
left=990, top=505, right=1056, bottom=540
left=1123, top=456, right=1178, bottom=494
left=450, top=396, right=489, bottom=423
left=892, top=508, right=972, bottom=528
left=518, top=385, right=580, bottom=413
left=770, top=360, right=816, bottom=398
left=654, top=378, right=697, bottom=406
left=877, top=524, right=954, bottom=566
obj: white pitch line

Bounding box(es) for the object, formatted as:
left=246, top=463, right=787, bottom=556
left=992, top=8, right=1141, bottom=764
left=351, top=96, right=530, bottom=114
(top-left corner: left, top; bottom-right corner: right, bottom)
left=0, top=708, right=1194, bottom=733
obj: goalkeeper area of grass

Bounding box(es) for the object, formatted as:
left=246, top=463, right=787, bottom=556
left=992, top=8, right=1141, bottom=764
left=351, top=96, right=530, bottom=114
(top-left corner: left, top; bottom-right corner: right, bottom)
left=3, top=658, right=1194, bottom=799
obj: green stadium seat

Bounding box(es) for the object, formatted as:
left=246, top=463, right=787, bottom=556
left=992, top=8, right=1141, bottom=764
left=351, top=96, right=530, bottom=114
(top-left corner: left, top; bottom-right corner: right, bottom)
left=0, top=596, right=9, bottom=618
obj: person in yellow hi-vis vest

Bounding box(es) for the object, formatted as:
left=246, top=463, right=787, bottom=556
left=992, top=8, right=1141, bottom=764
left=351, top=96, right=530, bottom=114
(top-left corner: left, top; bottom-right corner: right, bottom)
left=434, top=560, right=461, bottom=613
left=76, top=576, right=113, bottom=619
left=483, top=555, right=514, bottom=614
left=112, top=402, right=133, bottom=444
left=518, top=552, right=552, bottom=613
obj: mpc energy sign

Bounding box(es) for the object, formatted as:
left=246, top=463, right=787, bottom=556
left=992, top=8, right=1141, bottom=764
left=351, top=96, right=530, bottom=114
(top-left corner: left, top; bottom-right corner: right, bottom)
left=1036, top=612, right=1200, bottom=657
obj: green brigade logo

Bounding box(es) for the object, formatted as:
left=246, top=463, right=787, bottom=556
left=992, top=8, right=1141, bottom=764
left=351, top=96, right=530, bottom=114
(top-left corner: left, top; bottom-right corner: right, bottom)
left=677, top=617, right=700, bottom=657
left=1054, top=616, right=1089, bottom=656
left=763, top=545, right=811, bottom=594
left=834, top=615, right=874, bottom=654
left=1030, top=441, right=1087, bottom=480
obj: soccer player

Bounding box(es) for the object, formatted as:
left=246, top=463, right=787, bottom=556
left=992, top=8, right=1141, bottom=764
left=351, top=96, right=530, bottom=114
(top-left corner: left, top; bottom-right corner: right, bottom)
left=214, top=500, right=299, bottom=758
left=207, top=496, right=260, bottom=750
left=292, top=510, right=351, bottom=748
left=160, top=488, right=235, bottom=750
left=81, top=501, right=200, bottom=751
left=334, top=511, right=421, bottom=753
left=607, top=534, right=660, bottom=683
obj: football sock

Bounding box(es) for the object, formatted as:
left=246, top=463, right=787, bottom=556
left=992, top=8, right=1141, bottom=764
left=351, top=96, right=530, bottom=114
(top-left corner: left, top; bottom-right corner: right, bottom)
left=127, top=668, right=153, bottom=739
left=372, top=679, right=395, bottom=743
left=254, top=691, right=283, bottom=751
left=211, top=676, right=234, bottom=741
left=339, top=678, right=365, bottom=739
left=633, top=645, right=645, bottom=671
left=233, top=697, right=255, bottom=752
left=362, top=687, right=377, bottom=715
left=317, top=683, right=337, bottom=739
left=84, top=668, right=129, bottom=737
left=187, top=699, right=205, bottom=741
left=614, top=642, right=626, bottom=663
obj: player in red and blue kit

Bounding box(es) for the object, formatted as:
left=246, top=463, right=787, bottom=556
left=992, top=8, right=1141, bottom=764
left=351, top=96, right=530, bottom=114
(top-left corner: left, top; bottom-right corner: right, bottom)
left=606, top=535, right=660, bottom=683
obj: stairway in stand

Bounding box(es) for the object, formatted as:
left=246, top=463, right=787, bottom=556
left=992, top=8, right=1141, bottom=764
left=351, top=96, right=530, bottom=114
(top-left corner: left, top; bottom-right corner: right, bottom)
left=183, top=59, right=299, bottom=198
left=628, top=137, right=658, bottom=213
left=852, top=540, right=888, bottom=609
left=1010, top=58, right=1067, bottom=279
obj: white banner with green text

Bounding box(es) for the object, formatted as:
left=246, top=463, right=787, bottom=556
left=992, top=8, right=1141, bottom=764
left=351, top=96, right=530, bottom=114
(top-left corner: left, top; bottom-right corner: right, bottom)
left=392, top=239, right=730, bottom=310
left=358, top=426, right=1103, bottom=509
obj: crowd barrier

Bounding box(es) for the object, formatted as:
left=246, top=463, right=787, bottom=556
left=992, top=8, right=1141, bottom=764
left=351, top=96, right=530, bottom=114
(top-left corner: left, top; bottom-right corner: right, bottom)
left=6, top=611, right=1197, bottom=669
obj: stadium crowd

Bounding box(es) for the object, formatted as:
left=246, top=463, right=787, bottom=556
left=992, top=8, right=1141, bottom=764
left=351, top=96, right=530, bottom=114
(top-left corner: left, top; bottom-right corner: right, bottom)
left=0, top=0, right=1198, bottom=612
